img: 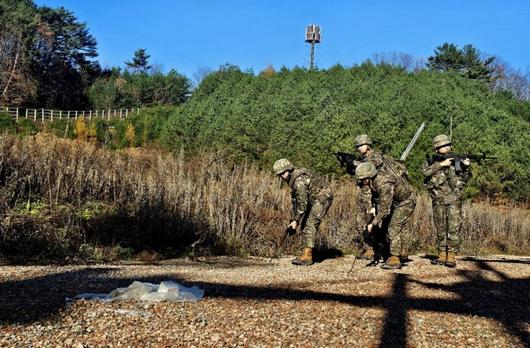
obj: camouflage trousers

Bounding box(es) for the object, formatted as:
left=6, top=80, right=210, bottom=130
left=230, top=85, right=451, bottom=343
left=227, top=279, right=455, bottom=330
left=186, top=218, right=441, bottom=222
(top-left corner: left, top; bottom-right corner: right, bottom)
left=432, top=200, right=462, bottom=252
left=383, top=196, right=416, bottom=256
left=355, top=185, right=373, bottom=252
left=302, top=193, right=333, bottom=248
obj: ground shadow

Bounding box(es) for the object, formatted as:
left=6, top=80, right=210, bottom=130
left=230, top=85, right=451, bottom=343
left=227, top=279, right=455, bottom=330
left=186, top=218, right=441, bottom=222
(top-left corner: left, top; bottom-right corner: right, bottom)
left=313, top=247, right=343, bottom=263
left=0, top=259, right=528, bottom=347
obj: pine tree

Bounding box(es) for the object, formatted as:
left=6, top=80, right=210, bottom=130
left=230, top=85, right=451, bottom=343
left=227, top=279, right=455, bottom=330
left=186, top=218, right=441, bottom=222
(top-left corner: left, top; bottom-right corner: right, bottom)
left=125, top=49, right=152, bottom=73
left=427, top=43, right=495, bottom=82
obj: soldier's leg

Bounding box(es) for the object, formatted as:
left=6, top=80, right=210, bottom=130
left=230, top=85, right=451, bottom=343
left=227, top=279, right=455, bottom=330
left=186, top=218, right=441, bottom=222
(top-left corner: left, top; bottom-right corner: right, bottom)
left=444, top=201, right=463, bottom=268
left=447, top=201, right=463, bottom=252
left=355, top=186, right=373, bottom=257
left=432, top=203, right=449, bottom=263
left=381, top=200, right=415, bottom=270
left=387, top=201, right=415, bottom=256
left=292, top=198, right=331, bottom=266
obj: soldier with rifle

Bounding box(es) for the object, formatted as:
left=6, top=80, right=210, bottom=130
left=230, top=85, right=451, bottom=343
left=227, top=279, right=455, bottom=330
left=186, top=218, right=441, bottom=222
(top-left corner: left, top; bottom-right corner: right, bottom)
left=423, top=134, right=495, bottom=268
left=336, top=134, right=405, bottom=262
left=273, top=158, right=333, bottom=266
left=355, top=162, right=416, bottom=270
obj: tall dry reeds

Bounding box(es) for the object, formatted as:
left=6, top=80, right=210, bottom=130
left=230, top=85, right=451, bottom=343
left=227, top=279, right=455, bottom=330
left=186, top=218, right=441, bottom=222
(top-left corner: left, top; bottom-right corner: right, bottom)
left=0, top=134, right=528, bottom=261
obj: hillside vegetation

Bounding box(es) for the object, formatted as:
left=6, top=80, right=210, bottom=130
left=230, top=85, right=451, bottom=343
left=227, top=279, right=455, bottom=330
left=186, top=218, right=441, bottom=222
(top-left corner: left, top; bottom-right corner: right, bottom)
left=161, top=64, right=530, bottom=201
left=0, top=134, right=528, bottom=262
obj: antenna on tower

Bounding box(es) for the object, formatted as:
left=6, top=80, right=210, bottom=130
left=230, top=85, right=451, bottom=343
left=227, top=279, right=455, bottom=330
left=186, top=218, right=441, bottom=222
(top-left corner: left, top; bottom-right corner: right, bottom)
left=305, top=24, right=321, bottom=69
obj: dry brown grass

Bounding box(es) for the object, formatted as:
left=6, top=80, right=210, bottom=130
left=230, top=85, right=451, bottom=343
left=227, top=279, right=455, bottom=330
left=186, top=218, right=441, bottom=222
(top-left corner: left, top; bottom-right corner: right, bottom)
left=0, top=134, right=528, bottom=261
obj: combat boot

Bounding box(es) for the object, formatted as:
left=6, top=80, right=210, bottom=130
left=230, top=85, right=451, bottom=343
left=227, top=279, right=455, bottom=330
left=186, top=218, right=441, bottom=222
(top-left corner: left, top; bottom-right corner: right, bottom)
left=444, top=252, right=457, bottom=268
left=431, top=250, right=447, bottom=265
left=292, top=247, right=313, bottom=266
left=400, top=255, right=412, bottom=264
left=381, top=255, right=402, bottom=270
left=356, top=247, right=374, bottom=260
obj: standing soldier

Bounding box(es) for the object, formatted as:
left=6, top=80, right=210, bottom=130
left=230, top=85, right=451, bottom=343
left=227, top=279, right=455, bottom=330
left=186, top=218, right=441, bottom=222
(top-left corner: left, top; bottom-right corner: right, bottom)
left=423, top=135, right=471, bottom=268
left=273, top=158, right=333, bottom=266
left=355, top=162, right=416, bottom=270
left=354, top=134, right=382, bottom=260
left=354, top=134, right=384, bottom=168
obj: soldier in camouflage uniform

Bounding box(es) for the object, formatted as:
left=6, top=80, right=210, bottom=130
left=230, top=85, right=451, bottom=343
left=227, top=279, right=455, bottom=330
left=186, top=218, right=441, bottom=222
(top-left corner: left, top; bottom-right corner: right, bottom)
left=423, top=135, right=471, bottom=268
left=273, top=158, right=334, bottom=266
left=355, top=162, right=416, bottom=270
left=353, top=134, right=393, bottom=261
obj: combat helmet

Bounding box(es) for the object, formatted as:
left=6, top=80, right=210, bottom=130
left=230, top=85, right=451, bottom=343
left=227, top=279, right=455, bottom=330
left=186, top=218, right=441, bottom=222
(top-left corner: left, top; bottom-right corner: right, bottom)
left=355, top=162, right=377, bottom=180
left=355, top=134, right=373, bottom=147
left=273, top=158, right=294, bottom=175
left=432, top=134, right=452, bottom=150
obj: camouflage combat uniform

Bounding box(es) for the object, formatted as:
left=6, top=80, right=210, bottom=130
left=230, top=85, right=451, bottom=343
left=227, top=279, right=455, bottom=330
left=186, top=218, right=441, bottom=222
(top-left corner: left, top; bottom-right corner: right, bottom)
left=370, top=170, right=416, bottom=256
left=423, top=158, right=471, bottom=253
left=289, top=169, right=333, bottom=248
left=354, top=151, right=393, bottom=256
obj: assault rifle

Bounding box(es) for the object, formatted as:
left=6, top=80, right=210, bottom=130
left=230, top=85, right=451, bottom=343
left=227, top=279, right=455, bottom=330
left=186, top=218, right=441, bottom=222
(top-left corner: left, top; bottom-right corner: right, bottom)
left=335, top=151, right=359, bottom=175
left=428, top=153, right=497, bottom=173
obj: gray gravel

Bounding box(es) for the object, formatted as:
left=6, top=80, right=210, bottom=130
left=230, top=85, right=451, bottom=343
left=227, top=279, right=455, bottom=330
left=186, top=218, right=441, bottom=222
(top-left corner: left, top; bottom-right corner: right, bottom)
left=1, top=255, right=529, bottom=347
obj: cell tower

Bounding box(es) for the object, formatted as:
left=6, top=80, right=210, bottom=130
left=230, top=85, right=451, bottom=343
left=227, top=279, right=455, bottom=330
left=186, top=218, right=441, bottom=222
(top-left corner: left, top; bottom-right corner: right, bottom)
left=305, top=24, right=321, bottom=69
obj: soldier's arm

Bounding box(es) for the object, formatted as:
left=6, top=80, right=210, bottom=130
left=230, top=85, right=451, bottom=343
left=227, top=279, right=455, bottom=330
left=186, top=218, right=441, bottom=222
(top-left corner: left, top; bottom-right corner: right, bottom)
left=422, top=159, right=443, bottom=178
left=371, top=181, right=394, bottom=227
left=291, top=176, right=309, bottom=223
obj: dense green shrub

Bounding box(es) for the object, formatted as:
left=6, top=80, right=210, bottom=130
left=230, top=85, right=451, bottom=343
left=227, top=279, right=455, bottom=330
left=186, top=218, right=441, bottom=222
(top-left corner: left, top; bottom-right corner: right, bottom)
left=161, top=64, right=530, bottom=201
left=0, top=113, right=16, bottom=133
left=87, top=69, right=191, bottom=109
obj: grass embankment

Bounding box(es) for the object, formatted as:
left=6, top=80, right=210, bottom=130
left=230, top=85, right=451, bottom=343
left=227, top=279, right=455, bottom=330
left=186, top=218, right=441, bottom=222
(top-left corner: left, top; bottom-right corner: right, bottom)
left=0, top=134, right=528, bottom=263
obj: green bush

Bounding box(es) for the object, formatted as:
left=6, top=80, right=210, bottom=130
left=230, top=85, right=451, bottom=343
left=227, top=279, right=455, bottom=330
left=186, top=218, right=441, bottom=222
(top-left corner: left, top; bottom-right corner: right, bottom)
left=161, top=64, right=530, bottom=201
left=0, top=112, right=16, bottom=133
left=16, top=119, right=38, bottom=136
left=45, top=119, right=75, bottom=138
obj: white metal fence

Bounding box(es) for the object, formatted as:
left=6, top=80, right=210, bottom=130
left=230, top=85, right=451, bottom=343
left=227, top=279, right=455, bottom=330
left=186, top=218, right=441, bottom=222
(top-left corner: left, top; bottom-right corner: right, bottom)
left=1, top=106, right=140, bottom=122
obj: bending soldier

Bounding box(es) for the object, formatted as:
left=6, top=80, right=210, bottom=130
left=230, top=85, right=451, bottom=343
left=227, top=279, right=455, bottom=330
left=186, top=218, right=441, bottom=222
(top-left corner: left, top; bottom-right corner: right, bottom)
left=273, top=159, right=333, bottom=266
left=353, top=134, right=396, bottom=261
left=423, top=135, right=471, bottom=268
left=355, top=162, right=416, bottom=270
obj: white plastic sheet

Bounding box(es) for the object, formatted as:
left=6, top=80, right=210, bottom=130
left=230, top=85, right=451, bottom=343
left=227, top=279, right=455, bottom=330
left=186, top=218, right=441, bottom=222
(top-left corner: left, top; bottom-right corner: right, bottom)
left=68, top=280, right=204, bottom=302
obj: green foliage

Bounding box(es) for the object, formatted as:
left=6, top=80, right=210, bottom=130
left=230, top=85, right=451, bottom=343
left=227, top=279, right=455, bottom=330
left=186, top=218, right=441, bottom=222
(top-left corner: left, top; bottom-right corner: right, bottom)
left=0, top=1, right=100, bottom=108
left=427, top=43, right=495, bottom=82
left=125, top=48, right=151, bottom=73
left=161, top=64, right=530, bottom=201
left=0, top=113, right=17, bottom=133
left=44, top=119, right=75, bottom=138
left=16, top=119, right=37, bottom=136
left=87, top=69, right=191, bottom=109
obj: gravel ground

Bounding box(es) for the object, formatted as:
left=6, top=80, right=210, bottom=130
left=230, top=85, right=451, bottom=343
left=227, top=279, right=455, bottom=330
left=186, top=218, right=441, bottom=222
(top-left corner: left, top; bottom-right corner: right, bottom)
left=1, top=255, right=529, bottom=347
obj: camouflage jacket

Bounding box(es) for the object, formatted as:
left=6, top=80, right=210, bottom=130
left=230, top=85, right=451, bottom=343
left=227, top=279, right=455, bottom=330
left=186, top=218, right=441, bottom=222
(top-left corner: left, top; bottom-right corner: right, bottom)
left=352, top=150, right=385, bottom=170
left=422, top=158, right=471, bottom=204
left=364, top=150, right=385, bottom=169
left=370, top=171, right=415, bottom=227
left=355, top=151, right=407, bottom=229
left=288, top=168, right=333, bottom=223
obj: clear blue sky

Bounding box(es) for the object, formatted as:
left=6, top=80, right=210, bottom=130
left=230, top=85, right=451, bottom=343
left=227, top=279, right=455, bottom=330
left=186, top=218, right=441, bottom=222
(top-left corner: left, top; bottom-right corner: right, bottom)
left=35, top=0, right=530, bottom=78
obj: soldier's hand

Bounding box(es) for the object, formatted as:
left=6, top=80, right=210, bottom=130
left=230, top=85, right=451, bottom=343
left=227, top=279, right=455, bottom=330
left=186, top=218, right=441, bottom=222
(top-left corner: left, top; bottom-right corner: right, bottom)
left=368, top=207, right=376, bottom=216
left=288, top=221, right=298, bottom=230
left=462, top=158, right=471, bottom=166
left=366, top=224, right=374, bottom=233
left=441, top=158, right=453, bottom=167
